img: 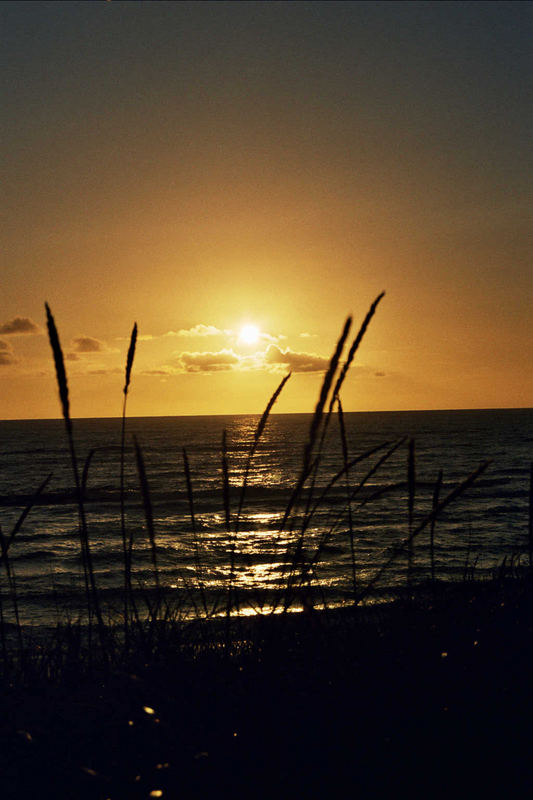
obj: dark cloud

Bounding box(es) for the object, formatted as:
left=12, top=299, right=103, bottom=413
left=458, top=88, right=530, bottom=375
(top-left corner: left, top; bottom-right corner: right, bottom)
left=375, top=371, right=386, bottom=377
left=178, top=349, right=239, bottom=373
left=0, top=339, right=11, bottom=352
left=265, top=344, right=329, bottom=373
left=65, top=352, right=80, bottom=361
left=142, top=369, right=173, bottom=376
left=0, top=317, right=40, bottom=335
left=72, top=336, right=106, bottom=353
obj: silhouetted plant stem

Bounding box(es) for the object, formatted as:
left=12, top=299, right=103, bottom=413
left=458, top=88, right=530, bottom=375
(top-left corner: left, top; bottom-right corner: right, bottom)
left=280, top=299, right=385, bottom=612
left=45, top=303, right=107, bottom=660
left=289, top=438, right=406, bottom=608
left=236, top=372, right=291, bottom=532
left=120, top=322, right=137, bottom=645
left=407, top=438, right=416, bottom=586
left=357, top=460, right=491, bottom=604
left=0, top=585, right=7, bottom=676
left=529, top=462, right=533, bottom=570
left=134, top=438, right=161, bottom=620
left=230, top=373, right=291, bottom=617
left=337, top=398, right=357, bottom=600
left=183, top=447, right=207, bottom=617
left=430, top=470, right=443, bottom=583
left=304, top=316, right=351, bottom=475
left=320, top=292, right=386, bottom=448
left=0, top=525, right=22, bottom=660
left=0, top=474, right=52, bottom=566
left=221, top=430, right=231, bottom=533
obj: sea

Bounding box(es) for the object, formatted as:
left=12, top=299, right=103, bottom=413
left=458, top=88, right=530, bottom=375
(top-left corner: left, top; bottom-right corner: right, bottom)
left=0, top=409, right=532, bottom=628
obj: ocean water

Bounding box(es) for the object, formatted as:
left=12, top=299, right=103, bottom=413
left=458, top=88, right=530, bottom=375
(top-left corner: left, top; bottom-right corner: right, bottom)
left=0, top=409, right=532, bottom=626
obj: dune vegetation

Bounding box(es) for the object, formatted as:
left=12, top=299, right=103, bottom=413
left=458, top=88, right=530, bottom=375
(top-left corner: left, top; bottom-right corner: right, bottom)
left=0, top=296, right=532, bottom=798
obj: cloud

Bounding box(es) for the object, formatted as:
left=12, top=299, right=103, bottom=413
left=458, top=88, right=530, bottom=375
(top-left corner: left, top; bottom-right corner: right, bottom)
left=144, top=343, right=334, bottom=377
left=87, top=367, right=122, bottom=375
left=72, top=336, right=107, bottom=353
left=175, top=324, right=230, bottom=338
left=142, top=368, right=173, bottom=376
left=264, top=344, right=330, bottom=373
left=0, top=317, right=40, bottom=335
left=137, top=325, right=231, bottom=342
left=299, top=332, right=318, bottom=339
left=375, top=371, right=386, bottom=377
left=65, top=352, right=80, bottom=361
left=257, top=331, right=284, bottom=344
left=0, top=339, right=11, bottom=352
left=0, top=352, right=17, bottom=366
left=177, top=348, right=240, bottom=373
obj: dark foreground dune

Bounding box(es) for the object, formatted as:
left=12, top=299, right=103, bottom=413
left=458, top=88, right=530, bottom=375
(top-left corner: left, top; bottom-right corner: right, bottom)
left=1, top=578, right=532, bottom=799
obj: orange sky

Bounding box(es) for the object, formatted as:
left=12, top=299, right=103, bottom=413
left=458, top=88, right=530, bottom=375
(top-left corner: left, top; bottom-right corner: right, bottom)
left=2, top=2, right=531, bottom=419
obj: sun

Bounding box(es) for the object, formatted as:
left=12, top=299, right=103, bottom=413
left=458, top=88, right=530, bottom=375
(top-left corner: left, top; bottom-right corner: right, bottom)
left=238, top=324, right=260, bottom=346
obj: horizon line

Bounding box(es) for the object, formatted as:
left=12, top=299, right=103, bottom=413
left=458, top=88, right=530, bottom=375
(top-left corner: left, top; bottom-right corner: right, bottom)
left=1, top=406, right=532, bottom=423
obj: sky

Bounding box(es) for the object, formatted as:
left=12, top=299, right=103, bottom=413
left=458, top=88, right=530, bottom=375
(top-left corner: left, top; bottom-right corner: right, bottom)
left=2, top=1, right=531, bottom=419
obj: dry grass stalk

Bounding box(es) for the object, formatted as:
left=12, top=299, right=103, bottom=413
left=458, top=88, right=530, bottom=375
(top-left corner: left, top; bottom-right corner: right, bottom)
left=529, top=462, right=533, bottom=569
left=407, top=438, right=416, bottom=583
left=183, top=447, right=207, bottom=616
left=430, top=470, right=443, bottom=583
left=337, top=398, right=357, bottom=598
left=358, top=459, right=491, bottom=603
left=44, top=303, right=107, bottom=657
left=303, top=316, right=352, bottom=473
left=330, top=292, right=385, bottom=410
left=236, top=372, right=291, bottom=529
left=121, top=322, right=137, bottom=642
left=134, top=436, right=161, bottom=627
left=221, top=430, right=231, bottom=533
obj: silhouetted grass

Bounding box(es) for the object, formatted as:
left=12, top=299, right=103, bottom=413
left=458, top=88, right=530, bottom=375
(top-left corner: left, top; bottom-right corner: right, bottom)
left=25, top=300, right=524, bottom=648
left=45, top=304, right=107, bottom=659
left=0, top=298, right=531, bottom=799
left=121, top=322, right=137, bottom=644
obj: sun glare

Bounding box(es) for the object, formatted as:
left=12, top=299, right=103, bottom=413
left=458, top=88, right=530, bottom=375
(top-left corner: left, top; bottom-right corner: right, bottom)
left=239, top=324, right=260, bottom=346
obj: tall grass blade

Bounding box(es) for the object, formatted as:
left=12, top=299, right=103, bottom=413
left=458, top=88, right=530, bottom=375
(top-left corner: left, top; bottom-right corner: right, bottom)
left=430, top=470, right=443, bottom=583
left=337, top=399, right=356, bottom=599
left=303, top=317, right=351, bottom=472
left=316, top=292, right=386, bottom=454
left=183, top=447, right=207, bottom=616
left=529, top=462, right=533, bottom=570
left=221, top=430, right=236, bottom=624
left=1, top=473, right=52, bottom=562
left=81, top=450, right=96, bottom=497
left=221, top=430, right=231, bottom=533
left=0, top=525, right=23, bottom=659
left=276, top=320, right=352, bottom=568
left=285, top=438, right=406, bottom=609
left=121, top=322, right=137, bottom=644
left=407, top=438, right=415, bottom=585
left=124, top=322, right=137, bottom=396
left=330, top=292, right=385, bottom=410
left=358, top=460, right=491, bottom=603
left=236, top=372, right=291, bottom=530
left=133, top=437, right=160, bottom=598
left=45, top=303, right=71, bottom=437
left=45, top=303, right=107, bottom=658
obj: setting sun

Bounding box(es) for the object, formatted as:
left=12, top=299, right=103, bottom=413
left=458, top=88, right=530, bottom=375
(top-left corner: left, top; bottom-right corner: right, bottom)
left=238, top=324, right=260, bottom=346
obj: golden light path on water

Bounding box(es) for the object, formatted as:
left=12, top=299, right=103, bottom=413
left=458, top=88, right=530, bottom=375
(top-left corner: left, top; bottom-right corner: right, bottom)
left=154, top=508, right=385, bottom=619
